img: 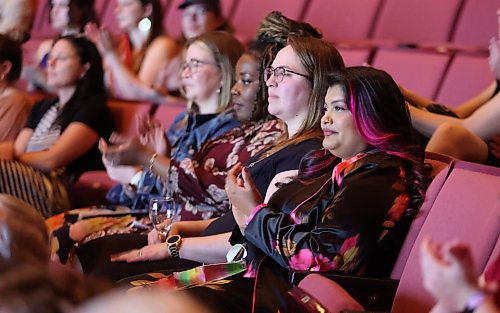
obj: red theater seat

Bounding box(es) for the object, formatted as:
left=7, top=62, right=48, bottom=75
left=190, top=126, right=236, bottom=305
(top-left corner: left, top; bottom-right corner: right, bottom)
left=154, top=100, right=186, bottom=129
left=302, top=0, right=382, bottom=43
left=372, top=0, right=462, bottom=45
left=436, top=53, right=494, bottom=108
left=371, top=48, right=450, bottom=99
left=230, top=0, right=307, bottom=43
left=337, top=47, right=371, bottom=66
left=100, top=0, right=121, bottom=35
left=107, top=99, right=153, bottom=136
left=452, top=0, right=499, bottom=48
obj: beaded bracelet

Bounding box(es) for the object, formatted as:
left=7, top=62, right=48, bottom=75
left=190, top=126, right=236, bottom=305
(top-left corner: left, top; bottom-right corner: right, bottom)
left=148, top=152, right=158, bottom=172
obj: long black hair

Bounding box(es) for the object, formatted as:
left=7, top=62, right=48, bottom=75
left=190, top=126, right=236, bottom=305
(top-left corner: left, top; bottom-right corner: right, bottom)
left=53, top=35, right=107, bottom=128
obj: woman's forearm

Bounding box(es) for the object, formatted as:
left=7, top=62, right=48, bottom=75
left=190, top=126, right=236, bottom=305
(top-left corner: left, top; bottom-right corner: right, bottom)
left=178, top=232, right=232, bottom=264
left=145, top=152, right=172, bottom=182
left=454, top=82, right=497, bottom=118
left=173, top=218, right=217, bottom=237
left=409, top=105, right=463, bottom=137
left=400, top=85, right=434, bottom=108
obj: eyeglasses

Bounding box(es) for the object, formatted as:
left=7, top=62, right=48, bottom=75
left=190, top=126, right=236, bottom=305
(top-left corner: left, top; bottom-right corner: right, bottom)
left=264, top=66, right=311, bottom=83
left=181, top=59, right=218, bottom=73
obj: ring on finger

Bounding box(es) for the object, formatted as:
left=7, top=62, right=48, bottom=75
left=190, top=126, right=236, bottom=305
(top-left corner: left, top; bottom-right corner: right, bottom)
left=138, top=250, right=142, bottom=257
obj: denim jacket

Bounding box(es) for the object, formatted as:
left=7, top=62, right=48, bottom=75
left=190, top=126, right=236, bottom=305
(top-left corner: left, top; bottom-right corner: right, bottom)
left=167, top=111, right=240, bottom=161
left=106, top=110, right=239, bottom=210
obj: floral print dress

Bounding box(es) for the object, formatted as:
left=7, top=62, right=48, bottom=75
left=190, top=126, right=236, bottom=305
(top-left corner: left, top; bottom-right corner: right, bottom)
left=242, top=149, right=416, bottom=277
left=168, top=119, right=284, bottom=220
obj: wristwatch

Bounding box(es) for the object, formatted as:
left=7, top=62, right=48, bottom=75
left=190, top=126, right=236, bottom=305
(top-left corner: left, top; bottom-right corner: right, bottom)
left=166, top=235, right=182, bottom=258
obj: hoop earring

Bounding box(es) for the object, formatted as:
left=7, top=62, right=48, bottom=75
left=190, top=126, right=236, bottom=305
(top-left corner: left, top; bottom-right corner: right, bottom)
left=138, top=17, right=152, bottom=32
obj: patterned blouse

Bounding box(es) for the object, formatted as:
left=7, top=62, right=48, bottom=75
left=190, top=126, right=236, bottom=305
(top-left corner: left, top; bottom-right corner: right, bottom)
left=106, top=110, right=240, bottom=209
left=107, top=119, right=284, bottom=218
left=242, top=150, right=416, bottom=278
left=168, top=119, right=284, bottom=220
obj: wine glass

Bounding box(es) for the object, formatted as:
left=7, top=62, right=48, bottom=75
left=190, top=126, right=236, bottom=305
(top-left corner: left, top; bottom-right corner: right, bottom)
left=149, top=196, right=179, bottom=241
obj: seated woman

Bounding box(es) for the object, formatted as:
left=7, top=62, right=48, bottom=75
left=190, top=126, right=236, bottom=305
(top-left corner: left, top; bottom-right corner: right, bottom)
left=88, top=0, right=234, bottom=102
left=0, top=35, right=114, bottom=217
left=102, top=31, right=344, bottom=281
left=402, top=14, right=500, bottom=166
left=104, top=46, right=284, bottom=220
left=23, top=0, right=99, bottom=92
left=163, top=66, right=427, bottom=312
left=102, top=31, right=243, bottom=212
left=0, top=34, right=32, bottom=145
left=85, top=0, right=179, bottom=101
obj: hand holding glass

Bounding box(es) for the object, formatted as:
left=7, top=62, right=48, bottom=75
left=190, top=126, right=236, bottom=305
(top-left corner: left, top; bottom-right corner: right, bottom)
left=149, top=196, right=179, bottom=242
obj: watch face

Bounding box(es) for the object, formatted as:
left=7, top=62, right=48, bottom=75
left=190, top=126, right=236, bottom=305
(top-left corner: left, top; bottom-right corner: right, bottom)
left=167, top=235, right=180, bottom=244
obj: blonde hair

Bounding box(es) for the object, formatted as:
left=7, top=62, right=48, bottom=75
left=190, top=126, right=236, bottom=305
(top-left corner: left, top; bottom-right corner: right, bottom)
left=185, top=31, right=244, bottom=113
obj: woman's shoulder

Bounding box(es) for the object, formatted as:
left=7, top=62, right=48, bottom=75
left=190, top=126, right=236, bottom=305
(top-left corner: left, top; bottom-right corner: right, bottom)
left=343, top=151, right=403, bottom=180
left=146, top=35, right=180, bottom=58
left=150, top=35, right=178, bottom=49
left=1, top=88, right=31, bottom=105
left=32, top=97, right=57, bottom=111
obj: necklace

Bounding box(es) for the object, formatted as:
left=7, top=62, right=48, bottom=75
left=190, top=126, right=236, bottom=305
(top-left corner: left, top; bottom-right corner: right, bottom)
left=246, top=152, right=271, bottom=169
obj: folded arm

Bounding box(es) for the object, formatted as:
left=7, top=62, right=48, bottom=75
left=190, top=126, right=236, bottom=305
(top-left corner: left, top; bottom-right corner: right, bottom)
left=14, top=123, right=99, bottom=172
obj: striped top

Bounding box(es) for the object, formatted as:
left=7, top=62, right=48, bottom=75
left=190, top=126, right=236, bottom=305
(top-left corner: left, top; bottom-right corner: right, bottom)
left=26, top=102, right=63, bottom=153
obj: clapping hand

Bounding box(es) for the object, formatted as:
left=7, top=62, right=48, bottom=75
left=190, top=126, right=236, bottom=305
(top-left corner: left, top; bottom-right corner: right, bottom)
left=136, top=113, right=170, bottom=155
left=99, top=134, right=152, bottom=167
left=225, top=163, right=262, bottom=233
left=420, top=237, right=479, bottom=312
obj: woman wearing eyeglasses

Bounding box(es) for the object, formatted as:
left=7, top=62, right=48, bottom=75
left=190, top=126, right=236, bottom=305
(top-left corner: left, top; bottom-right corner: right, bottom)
left=106, top=33, right=344, bottom=279
left=97, top=31, right=242, bottom=210
left=50, top=13, right=339, bottom=281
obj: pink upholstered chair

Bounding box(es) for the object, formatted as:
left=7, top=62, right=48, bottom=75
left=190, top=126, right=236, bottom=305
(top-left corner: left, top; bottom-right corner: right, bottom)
left=371, top=0, right=462, bottom=45
left=337, top=48, right=372, bottom=67
left=436, top=54, right=495, bottom=108
left=371, top=48, right=450, bottom=99
left=30, top=0, right=58, bottom=39
left=291, top=158, right=500, bottom=312
left=107, top=99, right=153, bottom=137
left=393, top=161, right=500, bottom=312
left=290, top=273, right=364, bottom=312
left=451, top=0, right=499, bottom=48
left=153, top=100, right=186, bottom=129
left=229, top=0, right=307, bottom=43
left=301, top=0, right=382, bottom=43
left=99, top=0, right=121, bottom=35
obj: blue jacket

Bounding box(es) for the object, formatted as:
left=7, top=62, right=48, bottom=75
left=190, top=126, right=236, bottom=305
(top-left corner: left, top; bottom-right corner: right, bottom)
left=106, top=110, right=239, bottom=210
